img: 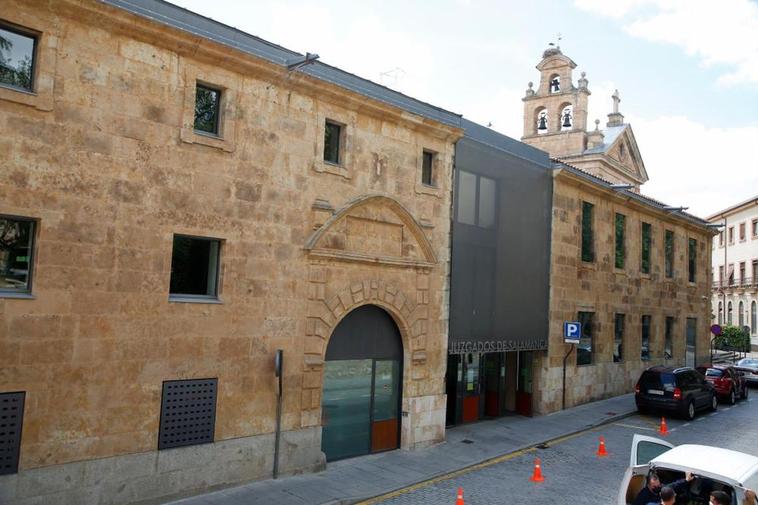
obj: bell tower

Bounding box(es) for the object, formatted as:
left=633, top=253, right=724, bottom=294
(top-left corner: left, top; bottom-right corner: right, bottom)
left=521, top=45, right=590, bottom=158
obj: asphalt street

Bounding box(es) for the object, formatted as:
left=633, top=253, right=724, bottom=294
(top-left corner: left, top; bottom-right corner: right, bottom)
left=370, top=393, right=758, bottom=505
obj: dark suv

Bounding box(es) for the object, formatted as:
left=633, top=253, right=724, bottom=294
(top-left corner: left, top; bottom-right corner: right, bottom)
left=635, top=366, right=717, bottom=420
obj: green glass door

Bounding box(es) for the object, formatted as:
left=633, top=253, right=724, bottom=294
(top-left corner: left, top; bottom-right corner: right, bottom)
left=321, top=359, right=372, bottom=461
left=371, top=360, right=400, bottom=452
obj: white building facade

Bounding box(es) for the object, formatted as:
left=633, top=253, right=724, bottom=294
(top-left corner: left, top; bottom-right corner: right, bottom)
left=710, top=196, right=758, bottom=350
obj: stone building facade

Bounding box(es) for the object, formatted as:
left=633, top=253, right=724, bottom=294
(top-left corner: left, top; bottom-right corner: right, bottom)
left=520, top=48, right=714, bottom=413
left=0, top=1, right=462, bottom=503
left=709, top=196, right=758, bottom=350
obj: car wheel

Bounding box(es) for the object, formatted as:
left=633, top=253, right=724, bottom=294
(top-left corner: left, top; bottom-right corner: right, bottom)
left=710, top=394, right=718, bottom=411
left=729, top=389, right=736, bottom=405
left=685, top=400, right=696, bottom=420
left=637, top=405, right=648, bottom=415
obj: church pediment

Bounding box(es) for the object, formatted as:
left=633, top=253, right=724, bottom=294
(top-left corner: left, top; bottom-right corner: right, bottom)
left=605, top=126, right=648, bottom=183
left=305, top=194, right=437, bottom=268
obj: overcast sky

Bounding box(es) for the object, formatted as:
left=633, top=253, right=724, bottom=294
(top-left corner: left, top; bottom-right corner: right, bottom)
left=172, top=0, right=758, bottom=218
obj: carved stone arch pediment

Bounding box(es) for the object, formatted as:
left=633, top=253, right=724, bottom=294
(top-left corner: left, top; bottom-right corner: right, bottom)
left=608, top=126, right=648, bottom=184
left=305, top=194, right=437, bottom=268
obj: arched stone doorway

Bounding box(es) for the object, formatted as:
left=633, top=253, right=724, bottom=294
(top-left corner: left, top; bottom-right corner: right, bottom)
left=321, top=305, right=403, bottom=461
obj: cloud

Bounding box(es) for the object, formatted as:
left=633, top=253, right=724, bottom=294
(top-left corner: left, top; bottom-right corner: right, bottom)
left=629, top=114, right=758, bottom=217
left=574, top=0, right=758, bottom=86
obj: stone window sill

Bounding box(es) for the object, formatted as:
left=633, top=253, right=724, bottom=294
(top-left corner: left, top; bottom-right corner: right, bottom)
left=180, top=127, right=233, bottom=152
left=415, top=182, right=441, bottom=198
left=168, top=295, right=223, bottom=304
left=314, top=160, right=351, bottom=179
left=0, top=291, right=35, bottom=300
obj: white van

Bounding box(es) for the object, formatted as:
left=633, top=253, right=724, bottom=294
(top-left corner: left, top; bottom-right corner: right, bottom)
left=619, top=434, right=758, bottom=505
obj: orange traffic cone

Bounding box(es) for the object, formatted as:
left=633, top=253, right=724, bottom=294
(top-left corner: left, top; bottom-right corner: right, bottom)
left=529, top=457, right=545, bottom=482
left=659, top=417, right=668, bottom=436
left=455, top=486, right=464, bottom=505
left=596, top=436, right=609, bottom=457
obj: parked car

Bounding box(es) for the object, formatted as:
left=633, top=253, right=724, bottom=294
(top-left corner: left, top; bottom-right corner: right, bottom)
left=635, top=366, right=717, bottom=420
left=618, top=434, right=758, bottom=505
left=736, top=358, right=758, bottom=386
left=696, top=364, right=748, bottom=404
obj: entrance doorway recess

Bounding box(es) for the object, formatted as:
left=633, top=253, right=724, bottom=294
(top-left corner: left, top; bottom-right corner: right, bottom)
left=321, top=305, right=403, bottom=462
left=446, top=350, right=533, bottom=425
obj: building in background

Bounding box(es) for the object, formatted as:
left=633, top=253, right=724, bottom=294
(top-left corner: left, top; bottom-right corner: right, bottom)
left=0, top=1, right=462, bottom=502
left=709, top=196, right=758, bottom=350
left=520, top=46, right=714, bottom=412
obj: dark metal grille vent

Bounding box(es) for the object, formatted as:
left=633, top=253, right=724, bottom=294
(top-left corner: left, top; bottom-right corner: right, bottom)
left=0, top=392, right=25, bottom=475
left=158, top=379, right=217, bottom=450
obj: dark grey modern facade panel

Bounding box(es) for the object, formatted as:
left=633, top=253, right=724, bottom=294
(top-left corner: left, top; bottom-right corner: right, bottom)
left=449, top=133, right=552, bottom=353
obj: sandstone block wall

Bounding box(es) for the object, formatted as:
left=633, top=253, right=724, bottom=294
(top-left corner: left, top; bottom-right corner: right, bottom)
left=534, top=173, right=713, bottom=414
left=0, top=1, right=460, bottom=502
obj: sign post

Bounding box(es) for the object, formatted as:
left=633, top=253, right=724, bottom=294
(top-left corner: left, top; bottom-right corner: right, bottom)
left=273, top=349, right=283, bottom=479
left=562, top=321, right=581, bottom=410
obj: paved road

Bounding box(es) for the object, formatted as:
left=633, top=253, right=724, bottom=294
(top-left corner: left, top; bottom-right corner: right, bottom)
left=370, top=394, right=757, bottom=505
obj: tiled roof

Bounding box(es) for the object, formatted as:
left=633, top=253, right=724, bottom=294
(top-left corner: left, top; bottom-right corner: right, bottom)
left=99, top=0, right=463, bottom=128
left=552, top=159, right=711, bottom=228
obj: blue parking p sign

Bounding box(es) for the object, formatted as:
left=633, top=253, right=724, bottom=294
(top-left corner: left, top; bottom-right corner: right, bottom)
left=564, top=321, right=581, bottom=343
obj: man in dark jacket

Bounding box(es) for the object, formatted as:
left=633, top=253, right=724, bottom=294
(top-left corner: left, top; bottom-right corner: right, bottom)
left=633, top=470, right=693, bottom=505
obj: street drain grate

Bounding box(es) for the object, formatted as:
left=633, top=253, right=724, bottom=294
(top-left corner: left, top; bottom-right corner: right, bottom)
left=461, top=439, right=474, bottom=444
left=536, top=443, right=549, bottom=449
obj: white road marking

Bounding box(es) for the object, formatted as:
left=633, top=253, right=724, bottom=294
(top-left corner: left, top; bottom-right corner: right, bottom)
left=614, top=423, right=657, bottom=431
left=682, top=423, right=691, bottom=427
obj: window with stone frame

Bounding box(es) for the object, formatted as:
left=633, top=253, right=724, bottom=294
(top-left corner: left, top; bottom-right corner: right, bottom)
left=0, top=23, right=37, bottom=92
left=615, top=213, right=626, bottom=269
left=169, top=235, right=221, bottom=300
left=752, top=219, right=758, bottom=238
left=641, top=222, right=652, bottom=274
left=194, top=83, right=222, bottom=135
left=641, top=315, right=651, bottom=361
left=581, top=201, right=594, bottom=263
left=613, top=313, right=624, bottom=363
left=577, top=311, right=594, bottom=366
left=718, top=230, right=724, bottom=246
left=739, top=222, right=746, bottom=241
left=664, top=316, right=674, bottom=360
left=0, top=216, right=36, bottom=295
left=421, top=150, right=435, bottom=186
left=728, top=226, right=734, bottom=244
left=688, top=238, right=697, bottom=283
left=323, top=120, right=343, bottom=165
left=664, top=229, right=674, bottom=278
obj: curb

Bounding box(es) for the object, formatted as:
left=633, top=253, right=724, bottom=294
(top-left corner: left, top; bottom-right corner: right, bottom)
left=336, top=408, right=637, bottom=505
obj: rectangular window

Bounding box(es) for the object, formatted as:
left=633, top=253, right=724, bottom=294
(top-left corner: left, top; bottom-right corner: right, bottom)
left=754, top=260, right=758, bottom=283
left=614, top=313, right=624, bottom=363
left=194, top=84, right=221, bottom=135
left=323, top=120, right=342, bottom=164
left=641, top=222, right=652, bottom=274
left=752, top=219, right=758, bottom=238
left=581, top=202, right=594, bottom=263
left=718, top=230, right=723, bottom=246
left=614, top=213, right=625, bottom=269
left=739, top=262, right=746, bottom=284
left=641, top=315, right=651, bottom=361
left=664, top=316, right=674, bottom=360
left=577, top=311, right=593, bottom=366
left=0, top=24, right=36, bottom=92
left=477, top=175, right=496, bottom=229
left=455, top=170, right=496, bottom=229
left=719, top=265, right=724, bottom=286
left=421, top=150, right=434, bottom=186
left=728, top=263, right=735, bottom=285
left=688, top=238, right=697, bottom=283
left=169, top=235, right=221, bottom=299
left=740, top=222, right=746, bottom=241
left=0, top=216, right=36, bottom=295
left=728, top=226, right=734, bottom=244
left=664, top=229, right=674, bottom=278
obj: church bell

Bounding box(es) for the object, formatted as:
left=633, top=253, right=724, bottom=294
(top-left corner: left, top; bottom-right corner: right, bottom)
left=562, top=112, right=572, bottom=128
left=537, top=114, right=548, bottom=131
